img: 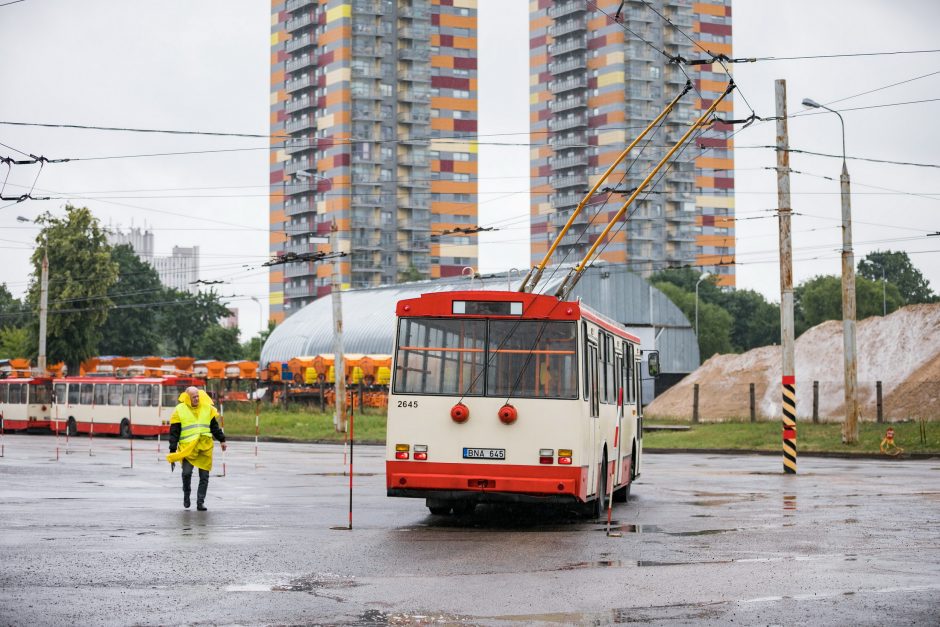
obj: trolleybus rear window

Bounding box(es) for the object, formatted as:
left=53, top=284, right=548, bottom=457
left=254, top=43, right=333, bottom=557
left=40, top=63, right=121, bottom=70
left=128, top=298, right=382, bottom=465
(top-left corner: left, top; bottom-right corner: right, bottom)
left=393, top=318, right=578, bottom=399
left=29, top=383, right=51, bottom=405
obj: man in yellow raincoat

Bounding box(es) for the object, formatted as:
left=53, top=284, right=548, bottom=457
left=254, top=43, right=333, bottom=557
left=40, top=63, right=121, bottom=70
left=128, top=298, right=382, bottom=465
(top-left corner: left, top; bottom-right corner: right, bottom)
left=166, top=387, right=227, bottom=511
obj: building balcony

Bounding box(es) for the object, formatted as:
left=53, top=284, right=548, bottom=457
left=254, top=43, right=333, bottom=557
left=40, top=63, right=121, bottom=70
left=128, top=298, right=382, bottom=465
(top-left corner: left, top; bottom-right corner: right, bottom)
left=352, top=105, right=381, bottom=120
left=549, top=94, right=587, bottom=113
left=352, top=64, right=382, bottom=79
left=548, top=1, right=586, bottom=19
left=548, top=18, right=586, bottom=38
left=284, top=138, right=315, bottom=155
left=398, top=5, right=430, bottom=19
left=548, top=132, right=586, bottom=149
left=286, top=0, right=316, bottom=13
left=351, top=256, right=383, bottom=272
left=352, top=0, right=382, bottom=14
left=285, top=33, right=315, bottom=54
left=283, top=261, right=315, bottom=279
left=398, top=110, right=430, bottom=124
left=286, top=13, right=313, bottom=33
left=399, top=153, right=429, bottom=167
left=286, top=54, right=317, bottom=74
left=549, top=76, right=587, bottom=94
left=399, top=237, right=430, bottom=252
left=549, top=56, right=586, bottom=75
left=284, top=220, right=318, bottom=237
left=401, top=69, right=431, bottom=82
left=285, top=116, right=316, bottom=133
left=352, top=45, right=382, bottom=57
left=398, top=177, right=430, bottom=189
left=551, top=153, right=588, bottom=170
left=399, top=26, right=430, bottom=39
left=352, top=236, right=383, bottom=250
left=399, top=47, right=430, bottom=62
left=283, top=240, right=324, bottom=256
left=285, top=76, right=314, bottom=93
left=552, top=192, right=583, bottom=209
left=285, top=283, right=319, bottom=299
left=286, top=95, right=316, bottom=114
left=285, top=199, right=317, bottom=216
left=399, top=89, right=430, bottom=102
left=550, top=173, right=588, bottom=190
left=548, top=113, right=587, bottom=133
left=351, top=195, right=382, bottom=208
left=351, top=88, right=382, bottom=99
left=352, top=22, right=379, bottom=35
left=284, top=159, right=315, bottom=176
left=548, top=37, right=586, bottom=57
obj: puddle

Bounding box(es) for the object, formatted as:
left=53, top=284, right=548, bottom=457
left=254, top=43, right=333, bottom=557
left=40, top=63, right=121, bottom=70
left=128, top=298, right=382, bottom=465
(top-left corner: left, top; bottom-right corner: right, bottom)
left=355, top=610, right=467, bottom=625
left=559, top=560, right=624, bottom=570
left=596, top=523, right=663, bottom=533
left=666, top=528, right=737, bottom=537
left=227, top=573, right=358, bottom=595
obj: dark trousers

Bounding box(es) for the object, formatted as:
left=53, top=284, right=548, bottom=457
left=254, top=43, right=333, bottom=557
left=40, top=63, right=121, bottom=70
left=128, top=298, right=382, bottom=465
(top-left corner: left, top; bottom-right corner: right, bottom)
left=181, top=459, right=209, bottom=504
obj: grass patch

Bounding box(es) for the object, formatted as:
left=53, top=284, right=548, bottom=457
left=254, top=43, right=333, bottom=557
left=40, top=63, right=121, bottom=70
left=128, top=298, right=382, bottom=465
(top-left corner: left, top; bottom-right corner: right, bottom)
left=220, top=404, right=387, bottom=443
left=645, top=419, right=940, bottom=455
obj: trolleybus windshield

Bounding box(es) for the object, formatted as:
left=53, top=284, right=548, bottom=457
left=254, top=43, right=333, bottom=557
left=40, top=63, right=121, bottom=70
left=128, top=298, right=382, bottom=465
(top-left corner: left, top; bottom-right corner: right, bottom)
left=393, top=318, right=578, bottom=399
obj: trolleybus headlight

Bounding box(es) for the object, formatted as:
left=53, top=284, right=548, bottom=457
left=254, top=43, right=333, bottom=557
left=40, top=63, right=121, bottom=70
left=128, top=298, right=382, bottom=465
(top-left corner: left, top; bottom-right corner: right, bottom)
left=450, top=402, right=470, bottom=423
left=414, top=444, right=428, bottom=460
left=539, top=449, right=554, bottom=464
left=498, top=404, right=517, bottom=425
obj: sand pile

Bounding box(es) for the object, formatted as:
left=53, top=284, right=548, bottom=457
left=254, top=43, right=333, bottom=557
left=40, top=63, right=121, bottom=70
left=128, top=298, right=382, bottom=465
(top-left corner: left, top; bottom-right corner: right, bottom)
left=646, top=303, right=940, bottom=421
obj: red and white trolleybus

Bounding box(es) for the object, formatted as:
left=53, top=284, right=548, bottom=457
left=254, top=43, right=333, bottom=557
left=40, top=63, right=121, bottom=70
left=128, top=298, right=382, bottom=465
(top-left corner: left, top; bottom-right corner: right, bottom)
left=0, top=377, right=54, bottom=431
left=50, top=376, right=204, bottom=437
left=385, top=291, right=654, bottom=517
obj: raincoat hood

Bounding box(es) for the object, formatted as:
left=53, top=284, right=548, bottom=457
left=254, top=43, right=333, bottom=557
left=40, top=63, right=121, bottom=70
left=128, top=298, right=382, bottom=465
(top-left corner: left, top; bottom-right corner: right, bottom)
left=177, top=389, right=215, bottom=408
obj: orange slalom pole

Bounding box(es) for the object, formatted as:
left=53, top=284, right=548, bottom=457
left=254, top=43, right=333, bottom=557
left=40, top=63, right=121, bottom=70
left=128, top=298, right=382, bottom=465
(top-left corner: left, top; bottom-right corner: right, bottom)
left=89, top=414, right=94, bottom=457
left=348, top=389, right=354, bottom=530
left=128, top=400, right=134, bottom=469
left=219, top=395, right=227, bottom=477
left=54, top=403, right=60, bottom=462
left=254, top=400, right=260, bottom=458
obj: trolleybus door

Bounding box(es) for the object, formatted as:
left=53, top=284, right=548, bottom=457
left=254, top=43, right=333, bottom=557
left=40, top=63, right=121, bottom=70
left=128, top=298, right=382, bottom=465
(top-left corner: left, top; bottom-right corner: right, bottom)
left=587, top=341, right=599, bottom=493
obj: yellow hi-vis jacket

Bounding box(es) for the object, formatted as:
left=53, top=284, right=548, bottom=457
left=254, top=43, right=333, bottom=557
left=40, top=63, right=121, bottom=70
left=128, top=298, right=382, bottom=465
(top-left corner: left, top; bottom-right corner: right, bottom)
left=166, top=390, right=220, bottom=472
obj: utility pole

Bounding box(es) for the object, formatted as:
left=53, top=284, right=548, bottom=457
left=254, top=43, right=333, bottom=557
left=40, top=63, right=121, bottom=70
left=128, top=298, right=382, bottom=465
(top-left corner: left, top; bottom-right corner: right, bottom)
left=38, top=251, right=49, bottom=374
left=775, top=80, right=797, bottom=474
left=331, top=221, right=346, bottom=433
left=839, top=151, right=859, bottom=443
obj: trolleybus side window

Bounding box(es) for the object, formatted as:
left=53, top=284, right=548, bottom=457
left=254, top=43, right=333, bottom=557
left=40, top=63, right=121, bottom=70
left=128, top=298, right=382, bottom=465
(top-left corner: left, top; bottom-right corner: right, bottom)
left=588, top=343, right=599, bottom=417
left=7, top=383, right=19, bottom=404
left=393, top=318, right=486, bottom=396
left=162, top=385, right=181, bottom=407
left=123, top=384, right=137, bottom=406
left=94, top=383, right=108, bottom=406
left=487, top=320, right=578, bottom=400
left=54, top=383, right=66, bottom=404
left=80, top=383, right=94, bottom=405
left=68, top=383, right=80, bottom=405
left=0, top=383, right=8, bottom=404
left=151, top=384, right=160, bottom=407
left=138, top=384, right=151, bottom=407
left=624, top=342, right=634, bottom=404
left=108, top=383, right=123, bottom=405
left=582, top=322, right=589, bottom=401
left=29, top=383, right=51, bottom=405
left=614, top=351, right=623, bottom=406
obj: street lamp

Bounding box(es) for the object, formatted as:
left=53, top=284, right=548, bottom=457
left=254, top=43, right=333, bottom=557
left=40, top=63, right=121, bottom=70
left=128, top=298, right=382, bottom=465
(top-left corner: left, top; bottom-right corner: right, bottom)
left=695, top=271, right=711, bottom=341
left=802, top=96, right=859, bottom=443
left=250, top=296, right=265, bottom=336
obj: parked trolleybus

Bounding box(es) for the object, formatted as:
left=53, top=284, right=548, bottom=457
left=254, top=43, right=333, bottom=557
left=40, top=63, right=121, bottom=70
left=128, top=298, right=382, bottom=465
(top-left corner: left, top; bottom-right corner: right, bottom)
left=51, top=376, right=204, bottom=437
left=0, top=377, right=54, bottom=431
left=385, top=291, right=657, bottom=517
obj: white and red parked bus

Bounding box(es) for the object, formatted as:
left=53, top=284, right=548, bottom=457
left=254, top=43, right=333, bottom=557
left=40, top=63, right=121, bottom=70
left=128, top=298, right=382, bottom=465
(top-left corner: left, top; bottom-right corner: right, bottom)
left=50, top=376, right=204, bottom=437
left=0, top=377, right=54, bottom=431
left=385, top=291, right=655, bottom=517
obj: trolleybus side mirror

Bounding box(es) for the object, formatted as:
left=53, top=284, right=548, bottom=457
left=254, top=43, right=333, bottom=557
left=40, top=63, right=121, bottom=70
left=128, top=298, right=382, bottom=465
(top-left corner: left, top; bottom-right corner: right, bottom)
left=647, top=351, right=660, bottom=378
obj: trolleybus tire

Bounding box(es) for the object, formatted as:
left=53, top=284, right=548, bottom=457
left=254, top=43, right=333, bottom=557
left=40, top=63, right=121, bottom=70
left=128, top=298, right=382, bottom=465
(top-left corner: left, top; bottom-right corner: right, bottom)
left=426, top=498, right=452, bottom=516
left=452, top=500, right=476, bottom=516
left=120, top=418, right=131, bottom=439
left=614, top=445, right=636, bottom=502
left=67, top=417, right=77, bottom=437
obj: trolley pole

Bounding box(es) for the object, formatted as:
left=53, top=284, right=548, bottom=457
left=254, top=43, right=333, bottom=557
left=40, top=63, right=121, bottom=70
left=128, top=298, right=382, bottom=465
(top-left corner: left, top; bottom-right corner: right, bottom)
left=775, top=80, right=797, bottom=474
left=331, top=221, right=346, bottom=434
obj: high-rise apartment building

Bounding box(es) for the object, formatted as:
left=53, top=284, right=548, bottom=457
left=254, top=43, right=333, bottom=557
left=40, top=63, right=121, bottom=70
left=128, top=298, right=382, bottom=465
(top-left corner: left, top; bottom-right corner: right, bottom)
left=269, top=0, right=479, bottom=322
left=529, top=0, right=735, bottom=287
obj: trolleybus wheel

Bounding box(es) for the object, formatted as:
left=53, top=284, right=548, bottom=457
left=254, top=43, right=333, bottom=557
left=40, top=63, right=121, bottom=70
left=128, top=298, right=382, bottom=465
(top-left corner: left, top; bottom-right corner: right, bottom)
left=613, top=446, right=635, bottom=502
left=451, top=500, right=475, bottom=516
left=120, top=418, right=131, bottom=439
left=427, top=498, right=452, bottom=516
left=66, top=417, right=77, bottom=437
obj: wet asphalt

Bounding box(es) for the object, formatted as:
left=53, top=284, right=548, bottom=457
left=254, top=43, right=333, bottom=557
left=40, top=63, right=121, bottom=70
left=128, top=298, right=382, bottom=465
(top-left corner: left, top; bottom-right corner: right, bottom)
left=0, top=433, right=938, bottom=626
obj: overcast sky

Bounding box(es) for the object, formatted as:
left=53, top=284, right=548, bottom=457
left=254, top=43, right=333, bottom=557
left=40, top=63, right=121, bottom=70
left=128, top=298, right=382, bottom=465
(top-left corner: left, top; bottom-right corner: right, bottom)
left=1, top=0, right=938, bottom=341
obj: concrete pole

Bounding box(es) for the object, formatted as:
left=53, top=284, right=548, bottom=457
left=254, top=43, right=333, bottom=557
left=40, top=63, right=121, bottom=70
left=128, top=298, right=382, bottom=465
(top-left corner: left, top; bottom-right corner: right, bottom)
left=331, top=222, right=346, bottom=433
left=775, top=80, right=797, bottom=474
left=38, top=251, right=49, bottom=374
left=840, top=161, right=859, bottom=443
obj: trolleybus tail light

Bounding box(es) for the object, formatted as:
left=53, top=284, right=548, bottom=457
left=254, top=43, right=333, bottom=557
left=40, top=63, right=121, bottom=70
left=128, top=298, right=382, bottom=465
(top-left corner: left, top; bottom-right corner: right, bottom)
left=413, top=444, right=428, bottom=461
left=539, top=449, right=554, bottom=465
left=395, top=443, right=410, bottom=460
left=498, top=404, right=517, bottom=425
left=450, top=402, right=470, bottom=423
left=558, top=448, right=573, bottom=465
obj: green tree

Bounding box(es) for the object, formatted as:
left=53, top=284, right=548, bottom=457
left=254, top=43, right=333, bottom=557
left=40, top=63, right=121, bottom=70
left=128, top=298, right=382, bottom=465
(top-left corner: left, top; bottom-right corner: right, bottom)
left=0, top=326, right=31, bottom=358
left=721, top=289, right=780, bottom=352
left=158, top=289, right=231, bottom=355
left=655, top=282, right=733, bottom=362
left=0, top=284, right=28, bottom=328
left=857, top=250, right=936, bottom=305
left=795, top=274, right=904, bottom=334
left=27, top=206, right=119, bottom=373
left=97, top=245, right=162, bottom=356
left=649, top=267, right=722, bottom=302
left=242, top=321, right=276, bottom=361
left=399, top=265, right=424, bottom=282
left=193, top=324, right=242, bottom=361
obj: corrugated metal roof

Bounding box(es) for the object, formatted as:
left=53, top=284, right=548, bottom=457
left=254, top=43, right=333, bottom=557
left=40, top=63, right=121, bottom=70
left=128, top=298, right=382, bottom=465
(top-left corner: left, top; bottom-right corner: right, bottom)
left=262, top=266, right=700, bottom=373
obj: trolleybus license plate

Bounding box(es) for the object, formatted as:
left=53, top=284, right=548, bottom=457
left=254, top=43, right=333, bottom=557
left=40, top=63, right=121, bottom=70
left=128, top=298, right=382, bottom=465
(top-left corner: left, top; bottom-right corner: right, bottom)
left=463, top=447, right=505, bottom=460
